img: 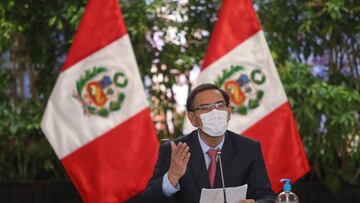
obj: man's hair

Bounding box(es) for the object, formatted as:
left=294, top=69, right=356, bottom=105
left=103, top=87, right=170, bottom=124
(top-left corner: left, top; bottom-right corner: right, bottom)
left=186, top=83, right=230, bottom=112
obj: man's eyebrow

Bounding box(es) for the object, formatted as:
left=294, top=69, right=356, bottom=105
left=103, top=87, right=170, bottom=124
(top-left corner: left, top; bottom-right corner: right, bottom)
left=198, top=100, right=224, bottom=106
left=198, top=103, right=210, bottom=106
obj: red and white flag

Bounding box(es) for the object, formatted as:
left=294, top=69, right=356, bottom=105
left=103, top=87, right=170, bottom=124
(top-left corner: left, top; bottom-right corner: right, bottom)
left=184, top=0, right=310, bottom=192
left=41, top=0, right=159, bottom=202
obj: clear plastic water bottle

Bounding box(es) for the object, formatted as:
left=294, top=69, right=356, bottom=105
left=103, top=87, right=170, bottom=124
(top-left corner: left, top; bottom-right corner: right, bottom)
left=276, top=179, right=299, bottom=203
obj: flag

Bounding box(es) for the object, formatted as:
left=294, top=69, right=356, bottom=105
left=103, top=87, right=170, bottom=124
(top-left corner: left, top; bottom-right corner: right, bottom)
left=184, top=0, right=310, bottom=192
left=41, top=0, right=159, bottom=202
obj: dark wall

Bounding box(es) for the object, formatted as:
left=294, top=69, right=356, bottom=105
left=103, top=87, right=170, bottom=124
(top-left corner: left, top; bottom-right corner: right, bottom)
left=0, top=182, right=359, bottom=203
left=0, top=182, right=82, bottom=203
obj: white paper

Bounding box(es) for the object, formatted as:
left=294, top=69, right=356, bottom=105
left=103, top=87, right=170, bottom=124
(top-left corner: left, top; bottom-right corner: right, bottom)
left=199, top=184, right=248, bottom=203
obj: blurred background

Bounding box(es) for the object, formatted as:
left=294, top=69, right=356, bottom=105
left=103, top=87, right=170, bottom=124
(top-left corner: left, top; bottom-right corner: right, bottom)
left=0, top=0, right=359, bottom=202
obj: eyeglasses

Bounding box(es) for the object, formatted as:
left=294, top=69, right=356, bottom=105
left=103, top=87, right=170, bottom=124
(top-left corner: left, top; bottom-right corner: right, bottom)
left=193, top=101, right=227, bottom=112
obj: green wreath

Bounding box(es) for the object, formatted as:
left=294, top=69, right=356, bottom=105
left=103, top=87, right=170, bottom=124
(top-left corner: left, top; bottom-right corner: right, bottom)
left=113, top=71, right=128, bottom=88
left=215, top=65, right=244, bottom=87
left=250, top=69, right=266, bottom=85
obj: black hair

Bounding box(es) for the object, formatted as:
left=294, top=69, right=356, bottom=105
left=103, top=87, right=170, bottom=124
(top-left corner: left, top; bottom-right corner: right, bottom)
left=186, top=83, right=230, bottom=111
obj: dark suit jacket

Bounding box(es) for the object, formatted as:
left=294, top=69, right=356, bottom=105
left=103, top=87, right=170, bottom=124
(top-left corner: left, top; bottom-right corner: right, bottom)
left=139, top=130, right=275, bottom=203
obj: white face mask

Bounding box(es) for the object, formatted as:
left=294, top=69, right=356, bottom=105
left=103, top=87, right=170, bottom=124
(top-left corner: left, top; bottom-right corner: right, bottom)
left=199, top=109, right=228, bottom=137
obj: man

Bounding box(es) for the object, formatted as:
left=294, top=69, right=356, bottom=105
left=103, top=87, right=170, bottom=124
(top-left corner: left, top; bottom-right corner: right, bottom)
left=140, top=83, right=275, bottom=203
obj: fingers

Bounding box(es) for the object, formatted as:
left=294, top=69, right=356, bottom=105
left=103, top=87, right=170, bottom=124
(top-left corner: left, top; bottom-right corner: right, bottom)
left=168, top=141, right=191, bottom=183
left=171, top=141, right=190, bottom=162
left=176, top=142, right=183, bottom=155
left=178, top=144, right=189, bottom=161
left=170, top=141, right=182, bottom=154
left=184, top=152, right=191, bottom=165
left=170, top=141, right=176, bottom=152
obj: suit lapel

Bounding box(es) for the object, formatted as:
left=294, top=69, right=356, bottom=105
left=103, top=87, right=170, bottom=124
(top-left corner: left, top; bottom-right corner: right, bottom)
left=189, top=131, right=210, bottom=189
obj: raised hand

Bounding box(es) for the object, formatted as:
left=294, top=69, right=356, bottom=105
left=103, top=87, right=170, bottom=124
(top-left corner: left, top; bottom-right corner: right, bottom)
left=167, top=141, right=191, bottom=187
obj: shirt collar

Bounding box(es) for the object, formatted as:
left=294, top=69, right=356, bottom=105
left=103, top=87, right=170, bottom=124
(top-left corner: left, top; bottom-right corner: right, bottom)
left=197, top=130, right=225, bottom=154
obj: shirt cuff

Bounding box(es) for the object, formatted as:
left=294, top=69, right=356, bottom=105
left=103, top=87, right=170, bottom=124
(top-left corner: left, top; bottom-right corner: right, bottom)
left=162, top=172, right=180, bottom=197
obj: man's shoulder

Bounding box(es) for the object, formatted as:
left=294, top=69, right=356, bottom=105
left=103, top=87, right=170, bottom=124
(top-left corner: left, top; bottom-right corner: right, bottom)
left=226, top=130, right=260, bottom=147
left=173, top=130, right=197, bottom=143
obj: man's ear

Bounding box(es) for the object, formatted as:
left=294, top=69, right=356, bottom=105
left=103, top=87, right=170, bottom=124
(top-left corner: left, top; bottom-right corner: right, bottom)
left=227, top=106, right=231, bottom=121
left=188, top=111, right=196, bottom=123
left=188, top=111, right=200, bottom=128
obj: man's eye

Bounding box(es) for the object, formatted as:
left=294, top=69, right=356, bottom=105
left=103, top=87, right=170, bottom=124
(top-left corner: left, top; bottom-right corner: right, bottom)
left=201, top=105, right=210, bottom=110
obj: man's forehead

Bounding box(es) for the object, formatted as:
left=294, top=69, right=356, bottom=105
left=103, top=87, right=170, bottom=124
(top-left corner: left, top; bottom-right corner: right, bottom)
left=194, top=89, right=224, bottom=104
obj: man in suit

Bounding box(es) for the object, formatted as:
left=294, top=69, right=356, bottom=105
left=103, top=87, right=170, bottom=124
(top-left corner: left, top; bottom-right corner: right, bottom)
left=140, top=83, right=275, bottom=203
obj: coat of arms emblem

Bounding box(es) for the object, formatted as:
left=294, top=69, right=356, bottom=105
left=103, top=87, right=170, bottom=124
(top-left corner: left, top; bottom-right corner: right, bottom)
left=215, top=65, right=266, bottom=115
left=72, top=66, right=128, bottom=117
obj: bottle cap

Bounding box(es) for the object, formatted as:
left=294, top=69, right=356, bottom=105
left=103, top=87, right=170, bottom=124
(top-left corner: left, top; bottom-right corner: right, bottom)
left=280, top=178, right=291, bottom=191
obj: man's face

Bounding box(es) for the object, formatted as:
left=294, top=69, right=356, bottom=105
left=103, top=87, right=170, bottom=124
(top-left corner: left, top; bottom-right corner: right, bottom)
left=188, top=89, right=231, bottom=128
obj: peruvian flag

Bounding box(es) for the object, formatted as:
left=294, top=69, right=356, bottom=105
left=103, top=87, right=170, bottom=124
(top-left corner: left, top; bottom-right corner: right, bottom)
left=184, top=0, right=310, bottom=192
left=41, top=0, right=159, bottom=202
